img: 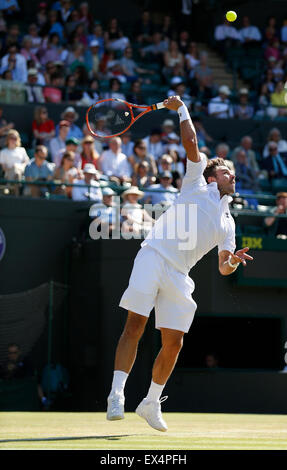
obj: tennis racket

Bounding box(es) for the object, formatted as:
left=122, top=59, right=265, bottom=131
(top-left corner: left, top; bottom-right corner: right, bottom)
left=86, top=98, right=165, bottom=139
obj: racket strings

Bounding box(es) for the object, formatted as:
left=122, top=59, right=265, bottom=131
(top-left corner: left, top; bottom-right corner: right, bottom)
left=87, top=102, right=132, bottom=138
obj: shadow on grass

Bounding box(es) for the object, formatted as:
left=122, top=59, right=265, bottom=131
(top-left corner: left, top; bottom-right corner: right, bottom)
left=0, top=434, right=138, bottom=443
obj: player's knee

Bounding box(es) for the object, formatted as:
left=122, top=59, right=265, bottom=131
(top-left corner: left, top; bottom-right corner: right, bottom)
left=123, top=314, right=146, bottom=340
left=163, top=334, right=184, bottom=354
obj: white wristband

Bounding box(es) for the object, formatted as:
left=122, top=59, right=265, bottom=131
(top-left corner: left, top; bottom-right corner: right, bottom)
left=177, top=104, right=191, bottom=123
left=226, top=254, right=240, bottom=269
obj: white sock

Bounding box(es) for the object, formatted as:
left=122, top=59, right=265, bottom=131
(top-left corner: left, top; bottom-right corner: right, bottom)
left=110, top=370, right=128, bottom=395
left=145, top=380, right=165, bottom=402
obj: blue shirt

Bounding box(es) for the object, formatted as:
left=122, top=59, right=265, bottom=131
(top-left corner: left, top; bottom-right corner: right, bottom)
left=56, top=123, right=83, bottom=140
left=24, top=158, right=55, bottom=180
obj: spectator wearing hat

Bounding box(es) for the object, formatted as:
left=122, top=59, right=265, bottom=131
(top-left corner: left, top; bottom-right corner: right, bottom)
left=80, top=135, right=99, bottom=170
left=55, top=136, right=81, bottom=168
left=49, top=120, right=70, bottom=164
left=264, top=192, right=287, bottom=237
left=164, top=132, right=185, bottom=159
left=143, top=128, right=164, bottom=162
left=24, top=145, right=55, bottom=197
left=208, top=85, right=234, bottom=118
left=26, top=68, right=45, bottom=103
left=233, top=88, right=254, bottom=119
left=57, top=106, right=83, bottom=140
left=89, top=187, right=117, bottom=237
left=84, top=39, right=101, bottom=77
left=144, top=171, right=178, bottom=205
left=72, top=163, right=102, bottom=201
left=32, top=106, right=55, bottom=146
left=99, top=137, right=132, bottom=184
left=121, top=186, right=154, bottom=237
left=128, top=139, right=157, bottom=178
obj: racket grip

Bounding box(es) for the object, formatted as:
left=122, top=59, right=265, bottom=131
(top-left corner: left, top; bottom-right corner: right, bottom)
left=155, top=101, right=165, bottom=110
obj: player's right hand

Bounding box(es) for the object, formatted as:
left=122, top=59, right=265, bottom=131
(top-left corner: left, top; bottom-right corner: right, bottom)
left=163, top=95, right=184, bottom=111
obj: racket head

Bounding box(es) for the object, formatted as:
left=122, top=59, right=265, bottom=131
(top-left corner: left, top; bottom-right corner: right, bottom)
left=86, top=99, right=135, bottom=139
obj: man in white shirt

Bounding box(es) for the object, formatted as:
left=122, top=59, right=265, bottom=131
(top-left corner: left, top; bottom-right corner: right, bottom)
left=99, top=137, right=132, bottom=184
left=208, top=85, right=234, bottom=119
left=214, top=17, right=241, bottom=55
left=239, top=16, right=262, bottom=46
left=106, top=95, right=253, bottom=431
left=72, top=163, right=102, bottom=201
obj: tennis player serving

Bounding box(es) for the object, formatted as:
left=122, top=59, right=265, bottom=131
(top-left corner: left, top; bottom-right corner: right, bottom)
left=106, top=95, right=253, bottom=431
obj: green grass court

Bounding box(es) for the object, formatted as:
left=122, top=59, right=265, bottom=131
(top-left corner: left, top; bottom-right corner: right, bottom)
left=1, top=412, right=287, bottom=450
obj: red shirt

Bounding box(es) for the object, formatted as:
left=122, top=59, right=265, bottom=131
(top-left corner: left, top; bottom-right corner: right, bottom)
left=43, top=87, right=62, bottom=103
left=32, top=119, right=55, bottom=133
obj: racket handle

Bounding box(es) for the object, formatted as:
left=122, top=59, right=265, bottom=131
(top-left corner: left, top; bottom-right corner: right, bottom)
left=155, top=101, right=165, bottom=110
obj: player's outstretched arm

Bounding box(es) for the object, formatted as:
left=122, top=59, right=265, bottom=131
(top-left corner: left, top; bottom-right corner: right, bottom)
left=163, top=96, right=200, bottom=163
left=218, top=247, right=253, bottom=276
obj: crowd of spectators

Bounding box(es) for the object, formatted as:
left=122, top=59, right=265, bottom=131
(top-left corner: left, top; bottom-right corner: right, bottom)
left=214, top=14, right=287, bottom=120
left=0, top=3, right=286, bottom=235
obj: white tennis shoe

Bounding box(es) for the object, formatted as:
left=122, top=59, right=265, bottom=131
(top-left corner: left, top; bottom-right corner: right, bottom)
left=106, top=392, right=125, bottom=420
left=135, top=396, right=168, bottom=432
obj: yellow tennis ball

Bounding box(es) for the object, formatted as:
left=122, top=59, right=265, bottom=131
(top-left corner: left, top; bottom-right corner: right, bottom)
left=226, top=11, right=237, bottom=22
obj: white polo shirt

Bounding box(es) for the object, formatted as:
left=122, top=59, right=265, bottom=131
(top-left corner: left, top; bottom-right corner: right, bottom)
left=142, top=153, right=236, bottom=275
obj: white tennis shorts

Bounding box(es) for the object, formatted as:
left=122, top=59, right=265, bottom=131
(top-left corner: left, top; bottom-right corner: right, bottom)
left=119, top=245, right=197, bottom=333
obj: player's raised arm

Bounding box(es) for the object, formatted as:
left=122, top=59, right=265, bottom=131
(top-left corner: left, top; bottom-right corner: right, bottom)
left=163, top=96, right=200, bottom=163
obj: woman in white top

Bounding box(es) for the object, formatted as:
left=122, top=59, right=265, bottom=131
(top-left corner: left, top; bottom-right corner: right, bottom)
left=0, top=129, right=29, bottom=180
left=121, top=186, right=154, bottom=237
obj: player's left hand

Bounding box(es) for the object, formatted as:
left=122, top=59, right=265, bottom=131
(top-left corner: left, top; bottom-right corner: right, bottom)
left=231, top=247, right=253, bottom=266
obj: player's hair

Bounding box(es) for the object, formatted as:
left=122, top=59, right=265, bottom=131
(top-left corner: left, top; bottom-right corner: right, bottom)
left=203, top=157, right=228, bottom=183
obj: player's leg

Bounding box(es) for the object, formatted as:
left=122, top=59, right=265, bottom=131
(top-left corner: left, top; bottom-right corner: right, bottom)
left=151, top=327, right=184, bottom=385
left=107, top=246, right=162, bottom=421
left=136, top=260, right=196, bottom=431
left=107, top=310, right=148, bottom=420
left=135, top=328, right=184, bottom=431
